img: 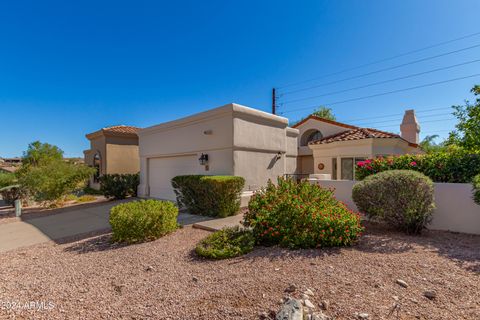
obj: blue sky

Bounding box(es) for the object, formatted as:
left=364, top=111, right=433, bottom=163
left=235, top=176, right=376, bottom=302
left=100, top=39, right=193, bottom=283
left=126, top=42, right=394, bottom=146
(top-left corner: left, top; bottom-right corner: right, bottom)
left=1, top=0, right=479, bottom=157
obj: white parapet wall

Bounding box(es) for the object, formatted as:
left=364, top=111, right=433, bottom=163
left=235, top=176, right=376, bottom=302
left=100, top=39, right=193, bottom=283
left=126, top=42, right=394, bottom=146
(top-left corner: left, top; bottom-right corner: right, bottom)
left=313, top=180, right=480, bottom=235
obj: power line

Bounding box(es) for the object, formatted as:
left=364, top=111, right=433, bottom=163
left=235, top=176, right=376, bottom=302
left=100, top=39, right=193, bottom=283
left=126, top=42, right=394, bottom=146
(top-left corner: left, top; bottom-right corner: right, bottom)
left=277, top=31, right=480, bottom=89
left=339, top=106, right=452, bottom=122
left=373, top=118, right=456, bottom=129
left=280, top=59, right=480, bottom=104
left=280, top=44, right=480, bottom=96
left=350, top=112, right=453, bottom=126
left=281, top=73, right=480, bottom=114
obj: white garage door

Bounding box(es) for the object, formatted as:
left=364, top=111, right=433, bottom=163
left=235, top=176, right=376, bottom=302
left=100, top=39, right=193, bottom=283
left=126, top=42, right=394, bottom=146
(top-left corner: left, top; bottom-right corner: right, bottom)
left=148, top=155, right=198, bottom=201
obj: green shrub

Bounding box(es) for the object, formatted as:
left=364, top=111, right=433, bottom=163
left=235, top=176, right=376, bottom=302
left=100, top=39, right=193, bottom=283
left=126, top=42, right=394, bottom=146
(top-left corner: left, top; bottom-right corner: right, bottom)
left=83, top=186, right=103, bottom=195
left=172, top=175, right=245, bottom=217
left=109, top=199, right=178, bottom=243
left=473, top=174, right=480, bottom=205
left=100, top=173, right=139, bottom=200
left=352, top=170, right=435, bottom=234
left=77, top=195, right=96, bottom=203
left=195, top=226, right=255, bottom=259
left=0, top=185, right=24, bottom=206
left=0, top=172, right=16, bottom=189
left=244, top=178, right=363, bottom=249
left=17, top=160, right=94, bottom=205
left=355, top=147, right=480, bottom=183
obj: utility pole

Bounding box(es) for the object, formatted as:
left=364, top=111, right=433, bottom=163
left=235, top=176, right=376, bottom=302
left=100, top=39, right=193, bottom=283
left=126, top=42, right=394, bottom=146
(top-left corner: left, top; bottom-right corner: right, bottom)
left=272, top=88, right=276, bottom=115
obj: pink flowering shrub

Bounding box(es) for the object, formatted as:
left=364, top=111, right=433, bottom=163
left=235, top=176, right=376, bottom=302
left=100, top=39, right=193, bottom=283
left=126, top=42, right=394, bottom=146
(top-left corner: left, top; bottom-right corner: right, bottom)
left=244, top=178, right=363, bottom=249
left=355, top=147, right=480, bottom=183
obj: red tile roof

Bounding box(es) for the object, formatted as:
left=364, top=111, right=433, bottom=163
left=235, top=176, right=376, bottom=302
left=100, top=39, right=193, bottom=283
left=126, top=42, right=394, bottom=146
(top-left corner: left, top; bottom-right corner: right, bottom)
left=292, top=115, right=358, bottom=130
left=309, top=128, right=418, bottom=147
left=102, top=125, right=140, bottom=135
left=86, top=125, right=140, bottom=139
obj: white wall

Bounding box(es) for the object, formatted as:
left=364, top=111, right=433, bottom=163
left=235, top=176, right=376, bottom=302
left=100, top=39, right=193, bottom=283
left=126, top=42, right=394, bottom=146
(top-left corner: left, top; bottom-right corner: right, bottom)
left=313, top=180, right=480, bottom=235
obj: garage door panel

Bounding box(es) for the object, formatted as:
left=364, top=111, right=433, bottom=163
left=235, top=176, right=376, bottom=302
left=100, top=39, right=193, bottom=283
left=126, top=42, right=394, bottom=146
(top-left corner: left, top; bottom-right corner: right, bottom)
left=148, top=155, right=198, bottom=200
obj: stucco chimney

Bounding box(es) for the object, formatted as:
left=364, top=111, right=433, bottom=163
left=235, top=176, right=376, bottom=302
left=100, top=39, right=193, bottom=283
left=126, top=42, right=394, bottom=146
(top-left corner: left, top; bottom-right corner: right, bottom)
left=400, top=109, right=420, bottom=144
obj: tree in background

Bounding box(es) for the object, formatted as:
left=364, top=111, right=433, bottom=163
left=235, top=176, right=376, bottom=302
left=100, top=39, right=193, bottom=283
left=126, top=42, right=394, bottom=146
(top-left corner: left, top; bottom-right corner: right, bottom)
left=291, top=106, right=336, bottom=126
left=312, top=106, right=336, bottom=121
left=446, top=85, right=480, bottom=151
left=16, top=141, right=95, bottom=206
left=419, top=135, right=446, bottom=153
left=21, top=141, right=63, bottom=167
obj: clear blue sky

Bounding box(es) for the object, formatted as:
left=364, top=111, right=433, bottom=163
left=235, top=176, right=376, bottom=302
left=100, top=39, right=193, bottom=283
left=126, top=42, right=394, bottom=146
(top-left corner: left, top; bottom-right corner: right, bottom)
left=1, top=0, right=479, bottom=157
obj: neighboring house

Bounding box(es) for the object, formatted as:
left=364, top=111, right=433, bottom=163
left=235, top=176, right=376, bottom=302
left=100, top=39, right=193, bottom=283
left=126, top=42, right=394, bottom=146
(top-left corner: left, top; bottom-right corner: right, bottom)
left=0, top=166, right=17, bottom=174
left=83, top=125, right=140, bottom=189
left=293, top=110, right=422, bottom=180
left=138, top=103, right=298, bottom=201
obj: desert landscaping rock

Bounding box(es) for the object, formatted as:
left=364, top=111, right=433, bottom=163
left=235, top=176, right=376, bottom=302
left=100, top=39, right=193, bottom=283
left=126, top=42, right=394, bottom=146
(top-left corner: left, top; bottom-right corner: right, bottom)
left=424, top=290, right=437, bottom=300
left=0, top=223, right=478, bottom=319
left=275, top=298, right=303, bottom=320
left=284, top=284, right=297, bottom=293
left=356, top=312, right=369, bottom=319
left=304, top=299, right=315, bottom=309
left=396, top=279, right=409, bottom=288
left=304, top=288, right=314, bottom=296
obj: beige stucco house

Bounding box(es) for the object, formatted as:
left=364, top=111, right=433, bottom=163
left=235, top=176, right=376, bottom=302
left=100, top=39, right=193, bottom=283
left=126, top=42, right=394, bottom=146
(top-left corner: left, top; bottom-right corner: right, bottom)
left=137, top=103, right=298, bottom=201
left=83, top=125, right=140, bottom=189
left=293, top=110, right=422, bottom=180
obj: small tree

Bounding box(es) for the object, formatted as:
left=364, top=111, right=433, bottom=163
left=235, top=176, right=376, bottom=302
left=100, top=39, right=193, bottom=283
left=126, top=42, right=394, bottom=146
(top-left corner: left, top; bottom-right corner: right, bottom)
left=16, top=142, right=95, bottom=206
left=312, top=106, right=336, bottom=121
left=446, top=85, right=480, bottom=151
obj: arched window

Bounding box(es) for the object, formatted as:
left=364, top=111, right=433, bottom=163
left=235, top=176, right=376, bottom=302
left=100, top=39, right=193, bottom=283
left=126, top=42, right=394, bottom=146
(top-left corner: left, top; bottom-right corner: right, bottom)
left=93, top=153, right=101, bottom=183
left=301, top=130, right=323, bottom=146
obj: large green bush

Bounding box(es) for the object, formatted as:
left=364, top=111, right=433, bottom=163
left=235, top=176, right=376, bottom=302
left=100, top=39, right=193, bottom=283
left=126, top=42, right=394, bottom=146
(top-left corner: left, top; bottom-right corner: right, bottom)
left=0, top=172, right=16, bottom=189
left=473, top=174, right=480, bottom=205
left=195, top=226, right=255, bottom=259
left=172, top=175, right=245, bottom=217
left=355, top=147, right=480, bottom=183
left=100, top=173, right=139, bottom=200
left=352, top=170, right=435, bottom=234
left=17, top=160, right=94, bottom=205
left=109, top=199, right=178, bottom=243
left=244, top=178, right=363, bottom=249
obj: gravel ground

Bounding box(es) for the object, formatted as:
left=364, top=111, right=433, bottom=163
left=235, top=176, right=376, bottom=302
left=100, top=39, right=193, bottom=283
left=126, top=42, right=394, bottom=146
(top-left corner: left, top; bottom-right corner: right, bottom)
left=0, top=223, right=478, bottom=320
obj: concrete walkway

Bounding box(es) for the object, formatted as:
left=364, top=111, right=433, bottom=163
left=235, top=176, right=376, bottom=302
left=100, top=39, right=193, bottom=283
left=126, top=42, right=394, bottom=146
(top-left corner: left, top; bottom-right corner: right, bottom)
left=192, top=214, right=244, bottom=231
left=0, top=201, right=213, bottom=253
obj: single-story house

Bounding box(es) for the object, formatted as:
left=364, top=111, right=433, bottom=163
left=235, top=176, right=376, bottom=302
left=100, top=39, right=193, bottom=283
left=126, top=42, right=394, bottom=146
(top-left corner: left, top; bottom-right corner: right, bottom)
left=83, top=125, right=140, bottom=189
left=293, top=110, right=422, bottom=180
left=83, top=103, right=422, bottom=201
left=137, top=103, right=298, bottom=201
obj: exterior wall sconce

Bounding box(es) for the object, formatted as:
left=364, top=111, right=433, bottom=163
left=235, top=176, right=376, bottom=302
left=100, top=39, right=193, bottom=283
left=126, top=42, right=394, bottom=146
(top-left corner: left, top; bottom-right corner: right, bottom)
left=199, top=153, right=209, bottom=166
left=275, top=152, right=282, bottom=161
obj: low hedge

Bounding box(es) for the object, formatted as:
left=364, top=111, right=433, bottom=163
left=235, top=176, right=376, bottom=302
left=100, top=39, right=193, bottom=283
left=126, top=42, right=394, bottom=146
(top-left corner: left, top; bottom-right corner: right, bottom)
left=195, top=226, right=255, bottom=259
left=109, top=199, right=178, bottom=243
left=244, top=177, right=363, bottom=249
left=355, top=147, right=480, bottom=183
left=100, top=173, right=139, bottom=199
left=172, top=175, right=245, bottom=217
left=352, top=170, right=435, bottom=234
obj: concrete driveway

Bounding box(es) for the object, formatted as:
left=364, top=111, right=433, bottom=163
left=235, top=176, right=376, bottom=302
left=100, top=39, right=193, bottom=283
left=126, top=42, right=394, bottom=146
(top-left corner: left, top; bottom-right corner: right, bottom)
left=0, top=201, right=213, bottom=253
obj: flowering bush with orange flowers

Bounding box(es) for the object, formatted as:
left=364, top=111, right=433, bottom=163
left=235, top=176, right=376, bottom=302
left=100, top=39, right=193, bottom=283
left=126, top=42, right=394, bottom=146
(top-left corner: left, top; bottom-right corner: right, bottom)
left=244, top=177, right=363, bottom=249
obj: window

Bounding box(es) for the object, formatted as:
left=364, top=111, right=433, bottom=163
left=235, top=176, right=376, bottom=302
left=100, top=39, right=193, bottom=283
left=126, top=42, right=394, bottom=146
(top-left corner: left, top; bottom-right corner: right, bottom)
left=301, top=130, right=323, bottom=146
left=341, top=158, right=354, bottom=180
left=341, top=157, right=367, bottom=180
left=332, top=158, right=337, bottom=180
left=93, top=153, right=101, bottom=183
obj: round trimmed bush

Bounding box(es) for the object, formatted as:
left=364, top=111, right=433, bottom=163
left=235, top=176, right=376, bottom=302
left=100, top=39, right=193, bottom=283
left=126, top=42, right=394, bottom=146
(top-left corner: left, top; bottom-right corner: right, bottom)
left=109, top=199, right=178, bottom=243
left=244, top=178, right=363, bottom=249
left=172, top=175, right=245, bottom=217
left=352, top=170, right=435, bottom=234
left=195, top=226, right=255, bottom=259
